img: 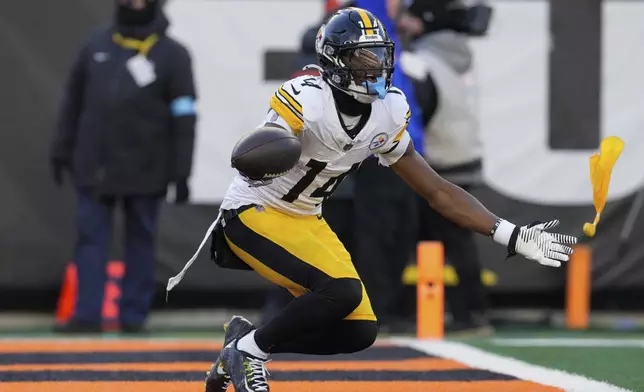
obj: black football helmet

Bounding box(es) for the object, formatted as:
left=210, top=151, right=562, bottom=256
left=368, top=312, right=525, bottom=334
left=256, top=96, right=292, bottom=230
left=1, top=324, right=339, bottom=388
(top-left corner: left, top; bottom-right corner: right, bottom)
left=314, top=7, right=395, bottom=103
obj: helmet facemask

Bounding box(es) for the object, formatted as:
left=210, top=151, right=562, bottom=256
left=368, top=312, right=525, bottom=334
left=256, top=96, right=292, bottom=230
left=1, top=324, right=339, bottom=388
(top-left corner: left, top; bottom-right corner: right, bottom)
left=322, top=42, right=394, bottom=104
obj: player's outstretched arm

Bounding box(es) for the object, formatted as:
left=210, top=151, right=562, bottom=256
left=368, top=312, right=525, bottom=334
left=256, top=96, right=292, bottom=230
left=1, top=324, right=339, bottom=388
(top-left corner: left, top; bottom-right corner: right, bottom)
left=391, top=142, right=577, bottom=267
left=392, top=142, right=498, bottom=235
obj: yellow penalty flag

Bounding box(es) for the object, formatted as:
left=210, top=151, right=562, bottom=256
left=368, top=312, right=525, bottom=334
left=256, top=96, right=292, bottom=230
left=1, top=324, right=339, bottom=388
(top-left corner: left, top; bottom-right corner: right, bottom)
left=583, top=136, right=624, bottom=237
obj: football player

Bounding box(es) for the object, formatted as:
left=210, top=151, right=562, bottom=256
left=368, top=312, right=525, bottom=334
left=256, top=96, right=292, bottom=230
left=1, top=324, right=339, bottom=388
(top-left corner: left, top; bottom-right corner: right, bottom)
left=170, top=7, right=577, bottom=392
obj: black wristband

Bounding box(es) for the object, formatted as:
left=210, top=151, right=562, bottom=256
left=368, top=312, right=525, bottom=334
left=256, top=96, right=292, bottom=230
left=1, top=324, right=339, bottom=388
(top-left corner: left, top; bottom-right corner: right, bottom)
left=489, top=218, right=502, bottom=238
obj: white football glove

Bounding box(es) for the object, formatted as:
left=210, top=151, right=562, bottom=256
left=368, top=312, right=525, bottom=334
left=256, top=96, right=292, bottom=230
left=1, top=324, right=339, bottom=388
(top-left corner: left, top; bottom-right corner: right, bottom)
left=494, top=219, right=578, bottom=267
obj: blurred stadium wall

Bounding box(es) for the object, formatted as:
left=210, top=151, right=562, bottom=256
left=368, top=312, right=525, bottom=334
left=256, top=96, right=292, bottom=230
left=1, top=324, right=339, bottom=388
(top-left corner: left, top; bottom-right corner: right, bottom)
left=1, top=0, right=643, bottom=310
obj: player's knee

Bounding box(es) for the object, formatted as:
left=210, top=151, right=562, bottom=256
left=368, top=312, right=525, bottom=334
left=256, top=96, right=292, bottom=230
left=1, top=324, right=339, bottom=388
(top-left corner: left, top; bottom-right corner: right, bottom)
left=317, top=278, right=363, bottom=319
left=351, top=320, right=378, bottom=352
left=337, top=320, right=378, bottom=354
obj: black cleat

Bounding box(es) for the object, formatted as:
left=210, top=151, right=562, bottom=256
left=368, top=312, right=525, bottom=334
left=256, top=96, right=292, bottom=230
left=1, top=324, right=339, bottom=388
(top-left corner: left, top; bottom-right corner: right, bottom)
left=205, top=360, right=230, bottom=392
left=220, top=340, right=270, bottom=392
left=205, top=316, right=255, bottom=392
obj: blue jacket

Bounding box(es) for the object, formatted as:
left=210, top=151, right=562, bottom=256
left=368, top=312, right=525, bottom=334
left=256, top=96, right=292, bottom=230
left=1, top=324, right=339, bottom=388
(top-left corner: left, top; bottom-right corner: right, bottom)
left=355, top=0, right=425, bottom=155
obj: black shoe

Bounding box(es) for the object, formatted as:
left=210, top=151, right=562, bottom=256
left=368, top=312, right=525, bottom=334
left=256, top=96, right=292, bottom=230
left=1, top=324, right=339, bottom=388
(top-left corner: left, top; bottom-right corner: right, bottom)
left=220, top=340, right=270, bottom=392
left=54, top=321, right=102, bottom=334
left=205, top=316, right=255, bottom=392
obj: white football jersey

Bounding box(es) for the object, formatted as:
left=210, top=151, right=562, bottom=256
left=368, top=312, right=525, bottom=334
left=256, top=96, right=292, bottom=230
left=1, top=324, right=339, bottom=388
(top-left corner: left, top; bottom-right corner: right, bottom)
left=221, top=75, right=412, bottom=215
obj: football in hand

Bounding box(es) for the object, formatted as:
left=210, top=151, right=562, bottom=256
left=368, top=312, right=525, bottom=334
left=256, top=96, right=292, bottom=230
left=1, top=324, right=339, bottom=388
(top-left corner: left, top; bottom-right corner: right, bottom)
left=231, top=126, right=302, bottom=180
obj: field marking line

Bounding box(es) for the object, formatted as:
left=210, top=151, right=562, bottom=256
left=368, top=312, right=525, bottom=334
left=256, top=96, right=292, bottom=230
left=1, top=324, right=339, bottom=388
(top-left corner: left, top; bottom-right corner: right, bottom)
left=391, top=338, right=632, bottom=392
left=491, top=338, right=644, bottom=348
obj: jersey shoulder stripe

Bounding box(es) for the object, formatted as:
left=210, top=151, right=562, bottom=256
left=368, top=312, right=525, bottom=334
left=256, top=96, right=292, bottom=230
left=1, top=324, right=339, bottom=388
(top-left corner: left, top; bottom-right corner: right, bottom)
left=278, top=86, right=303, bottom=116
left=270, top=83, right=304, bottom=135
left=384, top=86, right=411, bottom=129
left=382, top=127, right=407, bottom=155
left=270, top=94, right=304, bottom=135
left=269, top=76, right=329, bottom=134
left=394, top=127, right=406, bottom=143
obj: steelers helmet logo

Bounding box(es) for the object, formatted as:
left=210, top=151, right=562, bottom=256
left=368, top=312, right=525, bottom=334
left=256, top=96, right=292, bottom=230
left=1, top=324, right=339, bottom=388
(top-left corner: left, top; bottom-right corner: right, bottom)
left=315, top=25, right=325, bottom=54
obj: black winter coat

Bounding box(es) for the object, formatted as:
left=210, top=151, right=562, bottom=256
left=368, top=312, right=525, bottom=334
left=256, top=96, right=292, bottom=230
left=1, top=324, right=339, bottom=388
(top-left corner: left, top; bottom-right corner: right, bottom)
left=51, top=14, right=197, bottom=196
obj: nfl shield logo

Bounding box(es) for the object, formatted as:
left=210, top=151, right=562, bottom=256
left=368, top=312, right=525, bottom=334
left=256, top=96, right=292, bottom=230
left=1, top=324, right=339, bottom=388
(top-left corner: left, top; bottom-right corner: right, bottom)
left=343, top=143, right=353, bottom=151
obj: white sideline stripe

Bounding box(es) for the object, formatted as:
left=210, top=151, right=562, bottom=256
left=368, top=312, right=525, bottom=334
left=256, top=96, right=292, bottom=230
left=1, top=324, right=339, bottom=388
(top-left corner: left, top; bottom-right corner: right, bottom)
left=492, top=338, right=644, bottom=348
left=392, top=338, right=632, bottom=392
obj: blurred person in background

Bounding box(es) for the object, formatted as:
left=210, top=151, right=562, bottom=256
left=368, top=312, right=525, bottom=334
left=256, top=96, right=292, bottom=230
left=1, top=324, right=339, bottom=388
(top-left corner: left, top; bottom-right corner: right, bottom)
left=395, top=0, right=494, bottom=333
left=50, top=0, right=197, bottom=333
left=349, top=0, right=427, bottom=334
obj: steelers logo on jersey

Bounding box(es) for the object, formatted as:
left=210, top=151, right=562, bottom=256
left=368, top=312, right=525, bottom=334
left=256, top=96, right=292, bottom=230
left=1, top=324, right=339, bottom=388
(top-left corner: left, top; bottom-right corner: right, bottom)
left=369, top=132, right=389, bottom=150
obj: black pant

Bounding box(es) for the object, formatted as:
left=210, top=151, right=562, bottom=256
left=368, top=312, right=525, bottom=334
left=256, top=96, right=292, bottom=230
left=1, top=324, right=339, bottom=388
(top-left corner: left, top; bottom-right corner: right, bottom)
left=352, top=157, right=417, bottom=322
left=416, top=188, right=487, bottom=323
